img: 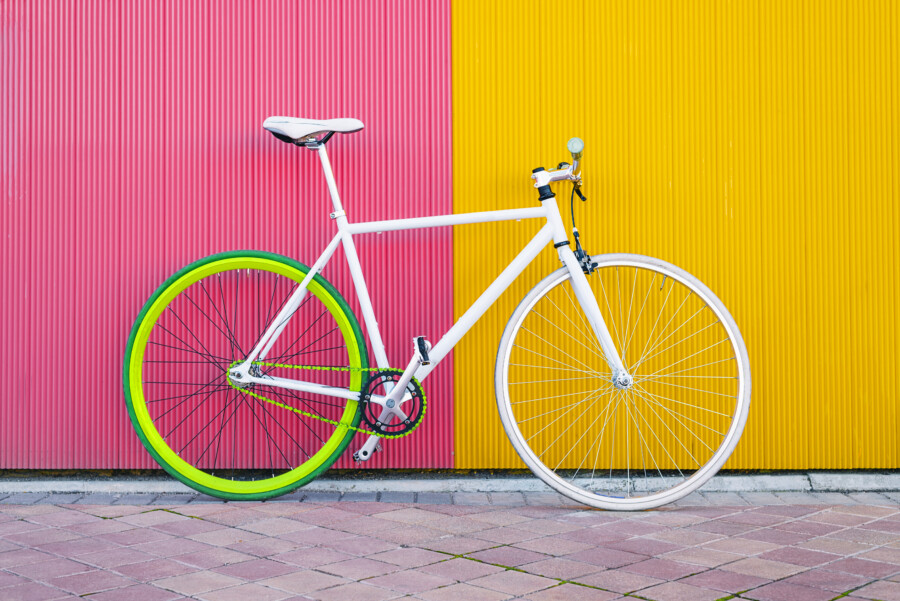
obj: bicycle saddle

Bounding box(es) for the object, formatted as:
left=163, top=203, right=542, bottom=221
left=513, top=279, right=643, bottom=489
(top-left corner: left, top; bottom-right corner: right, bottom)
left=263, top=116, right=364, bottom=143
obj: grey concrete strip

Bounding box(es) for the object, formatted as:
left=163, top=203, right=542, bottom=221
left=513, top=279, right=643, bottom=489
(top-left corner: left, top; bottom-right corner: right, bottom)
left=809, top=471, right=900, bottom=492
left=0, top=472, right=895, bottom=496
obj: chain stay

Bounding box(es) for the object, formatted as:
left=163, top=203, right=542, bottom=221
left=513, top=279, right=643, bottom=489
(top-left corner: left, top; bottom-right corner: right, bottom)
left=226, top=361, right=426, bottom=439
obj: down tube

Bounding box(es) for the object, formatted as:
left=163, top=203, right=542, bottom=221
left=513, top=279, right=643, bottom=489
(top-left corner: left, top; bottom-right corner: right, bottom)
left=415, top=223, right=555, bottom=382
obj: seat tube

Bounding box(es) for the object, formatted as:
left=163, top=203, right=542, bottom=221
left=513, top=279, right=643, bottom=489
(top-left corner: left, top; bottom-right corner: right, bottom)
left=316, top=144, right=391, bottom=369
left=317, top=145, right=345, bottom=215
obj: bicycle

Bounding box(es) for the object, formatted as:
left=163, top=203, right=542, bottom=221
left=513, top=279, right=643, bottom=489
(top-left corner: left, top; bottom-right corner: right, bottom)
left=123, top=116, right=751, bottom=510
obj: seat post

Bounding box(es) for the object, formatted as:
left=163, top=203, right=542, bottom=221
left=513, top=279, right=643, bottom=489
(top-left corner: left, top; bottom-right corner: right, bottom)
left=315, top=144, right=346, bottom=216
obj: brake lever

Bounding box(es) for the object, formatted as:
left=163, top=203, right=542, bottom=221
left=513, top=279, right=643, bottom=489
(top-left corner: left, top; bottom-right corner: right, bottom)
left=574, top=186, right=587, bottom=202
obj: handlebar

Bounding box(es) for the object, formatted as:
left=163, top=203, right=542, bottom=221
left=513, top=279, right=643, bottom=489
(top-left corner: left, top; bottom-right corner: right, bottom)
left=532, top=138, right=584, bottom=192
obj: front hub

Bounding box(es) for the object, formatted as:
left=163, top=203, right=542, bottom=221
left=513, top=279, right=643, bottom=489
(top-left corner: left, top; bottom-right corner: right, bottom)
left=613, top=372, right=633, bottom=390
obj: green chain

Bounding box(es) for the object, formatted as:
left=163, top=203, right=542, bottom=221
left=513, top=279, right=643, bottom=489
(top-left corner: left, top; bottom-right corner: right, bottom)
left=226, top=361, right=426, bottom=439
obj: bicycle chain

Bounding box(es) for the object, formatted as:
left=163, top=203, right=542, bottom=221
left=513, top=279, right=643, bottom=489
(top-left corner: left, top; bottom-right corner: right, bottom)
left=226, top=361, right=426, bottom=439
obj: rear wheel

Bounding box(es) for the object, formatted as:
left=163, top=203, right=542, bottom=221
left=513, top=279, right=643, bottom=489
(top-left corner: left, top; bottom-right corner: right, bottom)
left=123, top=251, right=368, bottom=500
left=495, top=254, right=750, bottom=510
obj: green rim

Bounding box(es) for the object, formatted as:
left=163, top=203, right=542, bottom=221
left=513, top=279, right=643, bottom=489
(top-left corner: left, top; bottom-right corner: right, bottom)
left=122, top=250, right=368, bottom=500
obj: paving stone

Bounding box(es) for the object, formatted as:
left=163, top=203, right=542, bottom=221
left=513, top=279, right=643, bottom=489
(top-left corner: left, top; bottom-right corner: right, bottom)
left=638, top=581, right=726, bottom=601
left=701, top=492, right=749, bottom=505
left=367, top=547, right=446, bottom=568
left=271, top=547, right=355, bottom=569
left=468, top=546, right=547, bottom=567
left=190, top=494, right=229, bottom=504
left=0, top=493, right=49, bottom=505
left=578, top=568, right=664, bottom=593
left=775, top=519, right=842, bottom=537
left=0, top=571, right=28, bottom=588
left=299, top=492, right=341, bottom=503
left=798, top=537, right=874, bottom=556
left=174, top=547, right=257, bottom=570
left=49, top=569, right=135, bottom=595
left=522, top=583, right=620, bottom=601
left=150, top=494, right=195, bottom=505
left=32, top=493, right=84, bottom=505
left=672, top=492, right=709, bottom=506
left=339, top=492, right=379, bottom=503
left=739, top=492, right=787, bottom=505
left=417, top=493, right=453, bottom=505
left=518, top=557, right=602, bottom=580
left=488, top=493, right=525, bottom=506
left=366, top=568, right=455, bottom=594
left=154, top=571, right=244, bottom=596
left=114, top=558, right=198, bottom=581
left=809, top=492, right=859, bottom=505
left=74, top=494, right=121, bottom=505
left=703, top=537, right=780, bottom=556
left=564, top=547, right=647, bottom=569
left=0, top=548, right=55, bottom=569
left=416, top=581, right=514, bottom=601
left=720, top=557, right=806, bottom=580
left=758, top=546, right=840, bottom=567
left=523, top=492, right=569, bottom=507
left=859, top=546, right=900, bottom=565
left=513, top=536, right=594, bottom=557
left=420, top=557, right=505, bottom=581
left=660, top=546, right=743, bottom=568
left=197, top=582, right=293, bottom=601
left=772, top=492, right=819, bottom=504
left=6, top=527, right=82, bottom=548
left=85, top=583, right=184, bottom=601
left=212, top=558, right=297, bottom=581
left=741, top=580, right=837, bottom=601
left=469, top=569, right=557, bottom=595
left=620, top=558, right=703, bottom=580
left=419, top=535, right=496, bottom=555
left=0, top=581, right=72, bottom=601
left=828, top=557, right=899, bottom=578
left=114, top=494, right=159, bottom=505
left=260, top=569, right=349, bottom=594
left=8, top=557, right=93, bottom=581
left=317, top=557, right=399, bottom=580
left=312, top=581, right=405, bottom=601
left=378, top=492, right=416, bottom=504
left=850, top=579, right=900, bottom=601
left=680, top=568, right=769, bottom=593
left=848, top=492, right=896, bottom=506
left=324, top=534, right=397, bottom=556
left=453, top=492, right=491, bottom=506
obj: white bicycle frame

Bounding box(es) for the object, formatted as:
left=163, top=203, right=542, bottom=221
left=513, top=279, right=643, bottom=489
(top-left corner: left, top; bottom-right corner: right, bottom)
left=228, top=142, right=630, bottom=456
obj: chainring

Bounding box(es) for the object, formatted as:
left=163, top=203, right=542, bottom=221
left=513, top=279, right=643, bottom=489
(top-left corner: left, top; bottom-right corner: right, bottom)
left=360, top=369, right=426, bottom=436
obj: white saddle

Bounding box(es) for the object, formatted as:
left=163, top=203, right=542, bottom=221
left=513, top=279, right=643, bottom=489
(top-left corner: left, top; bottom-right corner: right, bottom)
left=263, top=116, right=364, bottom=143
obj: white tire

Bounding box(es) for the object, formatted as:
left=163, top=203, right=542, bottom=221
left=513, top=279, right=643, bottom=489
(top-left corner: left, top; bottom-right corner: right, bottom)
left=495, top=254, right=751, bottom=510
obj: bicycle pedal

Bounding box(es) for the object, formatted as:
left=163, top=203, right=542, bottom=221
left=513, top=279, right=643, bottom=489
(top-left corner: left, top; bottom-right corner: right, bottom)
left=414, top=336, right=431, bottom=365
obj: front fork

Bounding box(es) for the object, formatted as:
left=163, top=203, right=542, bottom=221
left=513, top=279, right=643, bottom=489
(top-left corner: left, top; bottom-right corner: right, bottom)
left=557, top=247, right=633, bottom=388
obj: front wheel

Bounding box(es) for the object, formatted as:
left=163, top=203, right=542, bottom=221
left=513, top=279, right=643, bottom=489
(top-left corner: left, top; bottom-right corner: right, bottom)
left=495, top=254, right=750, bottom=510
left=123, top=251, right=368, bottom=500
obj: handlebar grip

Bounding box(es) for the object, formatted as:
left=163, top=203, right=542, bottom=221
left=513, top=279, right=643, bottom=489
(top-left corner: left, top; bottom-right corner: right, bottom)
left=567, top=137, right=585, bottom=161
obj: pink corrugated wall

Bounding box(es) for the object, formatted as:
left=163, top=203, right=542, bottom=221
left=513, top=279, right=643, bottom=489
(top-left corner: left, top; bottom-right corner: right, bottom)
left=0, top=1, right=454, bottom=469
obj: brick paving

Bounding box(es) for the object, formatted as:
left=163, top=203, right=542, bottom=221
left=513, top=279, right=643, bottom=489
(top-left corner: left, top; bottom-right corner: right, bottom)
left=0, top=491, right=896, bottom=600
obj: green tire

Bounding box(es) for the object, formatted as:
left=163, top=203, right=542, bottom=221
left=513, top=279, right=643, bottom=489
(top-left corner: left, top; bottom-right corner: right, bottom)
left=123, top=251, right=368, bottom=500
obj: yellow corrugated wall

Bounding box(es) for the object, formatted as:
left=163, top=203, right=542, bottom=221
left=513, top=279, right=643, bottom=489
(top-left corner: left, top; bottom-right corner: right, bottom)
left=452, top=0, right=900, bottom=469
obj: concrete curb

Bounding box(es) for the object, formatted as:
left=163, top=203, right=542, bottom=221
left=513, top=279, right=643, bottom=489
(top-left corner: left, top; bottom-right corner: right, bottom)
left=0, top=472, right=897, bottom=496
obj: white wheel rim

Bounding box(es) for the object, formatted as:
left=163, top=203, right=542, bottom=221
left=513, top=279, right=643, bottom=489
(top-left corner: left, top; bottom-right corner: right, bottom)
left=496, top=255, right=750, bottom=510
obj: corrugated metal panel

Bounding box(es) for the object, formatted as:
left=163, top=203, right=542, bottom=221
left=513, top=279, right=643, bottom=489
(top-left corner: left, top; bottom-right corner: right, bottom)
left=1, top=1, right=453, bottom=469
left=453, top=0, right=900, bottom=469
